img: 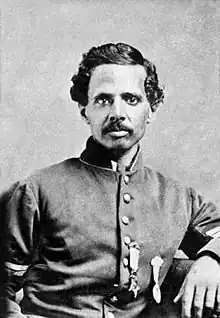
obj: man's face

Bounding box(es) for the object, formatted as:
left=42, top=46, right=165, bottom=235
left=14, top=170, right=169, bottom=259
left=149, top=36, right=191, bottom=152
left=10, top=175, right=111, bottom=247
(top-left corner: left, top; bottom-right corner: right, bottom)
left=83, top=64, right=152, bottom=152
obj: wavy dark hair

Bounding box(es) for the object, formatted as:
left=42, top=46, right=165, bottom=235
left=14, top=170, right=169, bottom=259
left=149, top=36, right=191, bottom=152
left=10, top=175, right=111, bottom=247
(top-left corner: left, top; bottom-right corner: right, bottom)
left=70, top=42, right=164, bottom=112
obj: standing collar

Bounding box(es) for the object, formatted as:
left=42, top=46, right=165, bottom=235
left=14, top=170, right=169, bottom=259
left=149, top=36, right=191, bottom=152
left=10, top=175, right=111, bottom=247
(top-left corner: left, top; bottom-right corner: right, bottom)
left=80, top=136, right=143, bottom=173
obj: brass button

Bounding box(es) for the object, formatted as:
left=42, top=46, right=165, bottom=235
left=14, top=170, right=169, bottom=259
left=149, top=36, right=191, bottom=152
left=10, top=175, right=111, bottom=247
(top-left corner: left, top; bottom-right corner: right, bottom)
left=123, top=257, right=129, bottom=267
left=124, top=236, right=131, bottom=245
left=113, top=283, right=119, bottom=288
left=123, top=193, right=131, bottom=203
left=122, top=216, right=129, bottom=225
left=124, top=175, right=129, bottom=184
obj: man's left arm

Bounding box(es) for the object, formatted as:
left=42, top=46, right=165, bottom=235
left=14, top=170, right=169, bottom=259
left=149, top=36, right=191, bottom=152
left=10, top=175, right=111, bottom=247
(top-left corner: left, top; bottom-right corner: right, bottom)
left=174, top=187, right=220, bottom=317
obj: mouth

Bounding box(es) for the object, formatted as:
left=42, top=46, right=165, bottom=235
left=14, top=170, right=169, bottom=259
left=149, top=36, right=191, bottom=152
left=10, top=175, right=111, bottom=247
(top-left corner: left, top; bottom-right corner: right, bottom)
left=107, top=130, right=129, bottom=138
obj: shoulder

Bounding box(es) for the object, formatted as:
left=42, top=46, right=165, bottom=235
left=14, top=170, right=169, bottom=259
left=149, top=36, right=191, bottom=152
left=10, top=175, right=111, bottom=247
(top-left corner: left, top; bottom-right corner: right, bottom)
left=143, top=164, right=190, bottom=197
left=22, top=157, right=82, bottom=194
left=31, top=157, right=81, bottom=178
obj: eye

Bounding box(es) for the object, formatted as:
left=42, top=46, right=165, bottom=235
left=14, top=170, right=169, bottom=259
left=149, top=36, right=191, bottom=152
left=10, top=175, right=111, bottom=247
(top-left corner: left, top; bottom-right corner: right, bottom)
left=96, top=98, right=111, bottom=106
left=94, top=94, right=113, bottom=106
left=127, top=96, right=138, bottom=105
left=123, top=93, right=141, bottom=106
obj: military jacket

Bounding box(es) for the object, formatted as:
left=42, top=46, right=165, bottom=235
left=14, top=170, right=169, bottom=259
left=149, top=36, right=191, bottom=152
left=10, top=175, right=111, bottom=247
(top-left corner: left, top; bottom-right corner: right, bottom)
left=1, top=137, right=220, bottom=318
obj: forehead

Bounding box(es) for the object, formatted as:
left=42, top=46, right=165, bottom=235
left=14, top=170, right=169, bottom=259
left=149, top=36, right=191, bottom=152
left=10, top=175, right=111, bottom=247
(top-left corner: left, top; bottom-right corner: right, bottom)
left=88, top=64, right=146, bottom=96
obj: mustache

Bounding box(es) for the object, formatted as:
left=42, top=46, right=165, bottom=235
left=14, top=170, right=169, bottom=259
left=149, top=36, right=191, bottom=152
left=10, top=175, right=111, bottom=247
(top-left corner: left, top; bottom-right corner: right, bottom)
left=103, top=121, right=132, bottom=134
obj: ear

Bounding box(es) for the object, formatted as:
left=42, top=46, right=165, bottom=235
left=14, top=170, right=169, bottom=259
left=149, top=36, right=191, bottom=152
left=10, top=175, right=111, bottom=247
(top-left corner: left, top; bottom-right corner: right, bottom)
left=79, top=105, right=90, bottom=124
left=146, top=108, right=157, bottom=124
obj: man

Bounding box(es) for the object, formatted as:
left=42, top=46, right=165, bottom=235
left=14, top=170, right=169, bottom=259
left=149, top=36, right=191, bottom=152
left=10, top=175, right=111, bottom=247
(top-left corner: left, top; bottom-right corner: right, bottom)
left=1, top=42, right=220, bottom=318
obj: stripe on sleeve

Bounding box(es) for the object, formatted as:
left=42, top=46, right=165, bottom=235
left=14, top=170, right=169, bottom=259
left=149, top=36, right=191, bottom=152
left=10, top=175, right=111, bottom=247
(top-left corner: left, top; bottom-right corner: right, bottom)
left=5, top=262, right=29, bottom=271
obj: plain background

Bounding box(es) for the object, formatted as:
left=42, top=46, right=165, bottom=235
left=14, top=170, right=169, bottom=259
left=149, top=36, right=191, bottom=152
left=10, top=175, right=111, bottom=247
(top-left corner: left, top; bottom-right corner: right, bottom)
left=1, top=0, right=220, bottom=204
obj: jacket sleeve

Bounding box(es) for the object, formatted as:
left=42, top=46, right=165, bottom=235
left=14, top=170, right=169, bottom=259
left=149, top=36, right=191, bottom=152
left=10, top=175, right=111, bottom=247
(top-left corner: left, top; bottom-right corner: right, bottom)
left=0, top=180, right=40, bottom=317
left=179, top=187, right=220, bottom=260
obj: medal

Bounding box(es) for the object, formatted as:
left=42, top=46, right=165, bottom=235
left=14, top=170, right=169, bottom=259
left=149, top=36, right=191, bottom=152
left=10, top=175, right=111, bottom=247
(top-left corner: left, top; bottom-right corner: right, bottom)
left=150, top=256, right=164, bottom=303
left=128, top=242, right=140, bottom=298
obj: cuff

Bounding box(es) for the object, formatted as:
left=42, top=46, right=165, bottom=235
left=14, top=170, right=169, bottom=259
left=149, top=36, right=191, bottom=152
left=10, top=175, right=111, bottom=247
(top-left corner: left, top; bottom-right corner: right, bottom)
left=197, top=238, right=220, bottom=263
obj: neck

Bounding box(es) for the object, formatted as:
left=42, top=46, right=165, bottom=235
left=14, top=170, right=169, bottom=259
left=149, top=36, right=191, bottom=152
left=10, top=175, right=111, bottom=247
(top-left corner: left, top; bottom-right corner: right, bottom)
left=110, top=144, right=139, bottom=168
left=81, top=137, right=141, bottom=171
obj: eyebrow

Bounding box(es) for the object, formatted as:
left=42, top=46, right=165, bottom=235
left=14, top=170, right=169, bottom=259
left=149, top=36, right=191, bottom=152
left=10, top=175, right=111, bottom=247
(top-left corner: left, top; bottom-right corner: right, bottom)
left=93, top=92, right=143, bottom=101
left=92, top=92, right=113, bottom=101
left=121, top=92, right=143, bottom=101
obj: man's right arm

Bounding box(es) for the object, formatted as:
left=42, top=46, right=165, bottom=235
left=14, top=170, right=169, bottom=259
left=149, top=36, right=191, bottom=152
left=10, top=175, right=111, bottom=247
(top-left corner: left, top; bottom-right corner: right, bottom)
left=0, top=180, right=40, bottom=317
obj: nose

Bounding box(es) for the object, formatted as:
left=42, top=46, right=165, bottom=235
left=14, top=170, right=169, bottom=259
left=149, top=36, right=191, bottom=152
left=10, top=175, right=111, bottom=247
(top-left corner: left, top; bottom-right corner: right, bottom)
left=109, top=98, right=126, bottom=122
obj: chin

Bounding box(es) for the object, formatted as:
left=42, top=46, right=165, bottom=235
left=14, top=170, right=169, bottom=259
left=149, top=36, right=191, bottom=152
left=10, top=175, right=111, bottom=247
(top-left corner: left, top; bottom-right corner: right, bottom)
left=103, top=139, right=134, bottom=152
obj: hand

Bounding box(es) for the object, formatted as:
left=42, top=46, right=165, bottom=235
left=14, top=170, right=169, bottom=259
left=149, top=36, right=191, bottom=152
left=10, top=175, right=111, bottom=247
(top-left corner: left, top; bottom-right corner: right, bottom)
left=174, top=255, right=220, bottom=317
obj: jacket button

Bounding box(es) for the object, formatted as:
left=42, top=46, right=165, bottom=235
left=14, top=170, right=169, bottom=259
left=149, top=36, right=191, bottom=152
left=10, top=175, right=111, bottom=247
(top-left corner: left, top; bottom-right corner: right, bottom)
left=123, top=193, right=131, bottom=203
left=124, top=175, right=129, bottom=184
left=123, top=257, right=129, bottom=267
left=108, top=312, right=115, bottom=318
left=122, top=216, right=129, bottom=225
left=124, top=236, right=131, bottom=245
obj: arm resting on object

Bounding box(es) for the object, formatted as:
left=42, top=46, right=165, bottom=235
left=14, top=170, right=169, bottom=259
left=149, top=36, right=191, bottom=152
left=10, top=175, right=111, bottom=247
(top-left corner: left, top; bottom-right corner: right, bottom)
left=180, top=188, right=220, bottom=260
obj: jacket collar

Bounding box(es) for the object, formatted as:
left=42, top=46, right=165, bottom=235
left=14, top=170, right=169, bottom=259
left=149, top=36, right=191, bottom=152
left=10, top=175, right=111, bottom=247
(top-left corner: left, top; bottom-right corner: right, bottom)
left=80, top=136, right=143, bottom=173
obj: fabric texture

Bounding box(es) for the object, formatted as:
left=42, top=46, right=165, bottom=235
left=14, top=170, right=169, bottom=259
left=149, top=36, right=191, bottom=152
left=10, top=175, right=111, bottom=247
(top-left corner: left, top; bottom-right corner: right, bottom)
left=1, top=137, right=220, bottom=317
